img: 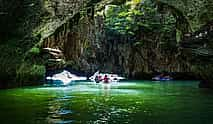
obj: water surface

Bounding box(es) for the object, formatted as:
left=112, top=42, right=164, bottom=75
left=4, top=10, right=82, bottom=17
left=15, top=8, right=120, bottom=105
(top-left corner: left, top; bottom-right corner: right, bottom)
left=0, top=80, right=213, bottom=124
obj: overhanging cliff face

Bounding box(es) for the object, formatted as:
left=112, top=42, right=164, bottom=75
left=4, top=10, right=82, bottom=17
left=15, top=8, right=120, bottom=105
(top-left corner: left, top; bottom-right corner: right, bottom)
left=41, top=13, right=100, bottom=73
left=29, top=0, right=213, bottom=83
left=41, top=0, right=192, bottom=79
left=179, top=21, right=213, bottom=87
left=156, top=0, right=213, bottom=87
left=0, top=0, right=101, bottom=87
left=1, top=0, right=212, bottom=87
left=0, top=0, right=90, bottom=40
left=35, top=0, right=93, bottom=42
left=156, top=0, right=213, bottom=31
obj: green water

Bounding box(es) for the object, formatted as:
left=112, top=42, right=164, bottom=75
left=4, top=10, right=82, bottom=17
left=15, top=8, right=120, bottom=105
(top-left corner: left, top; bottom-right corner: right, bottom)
left=0, top=80, right=213, bottom=124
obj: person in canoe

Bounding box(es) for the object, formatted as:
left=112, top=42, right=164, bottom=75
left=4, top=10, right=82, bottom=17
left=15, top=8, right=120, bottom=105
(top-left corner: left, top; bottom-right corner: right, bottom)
left=103, top=75, right=109, bottom=83
left=152, top=72, right=173, bottom=81
left=95, top=75, right=102, bottom=83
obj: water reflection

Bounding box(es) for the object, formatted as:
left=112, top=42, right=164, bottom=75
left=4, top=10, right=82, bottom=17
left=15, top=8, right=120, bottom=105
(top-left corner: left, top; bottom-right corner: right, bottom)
left=101, top=84, right=111, bottom=97
left=44, top=82, right=141, bottom=124
left=1, top=80, right=210, bottom=124
left=40, top=82, right=140, bottom=96
left=38, top=81, right=200, bottom=124
left=46, top=90, right=73, bottom=124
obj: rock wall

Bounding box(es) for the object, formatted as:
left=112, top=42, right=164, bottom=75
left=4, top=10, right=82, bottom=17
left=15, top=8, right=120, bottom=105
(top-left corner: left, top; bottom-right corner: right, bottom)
left=156, top=0, right=213, bottom=31
left=99, top=30, right=191, bottom=79
left=41, top=12, right=101, bottom=73
left=41, top=10, right=191, bottom=79
left=180, top=21, right=213, bottom=87
left=1, top=0, right=212, bottom=87
left=156, top=0, right=213, bottom=87
left=0, top=0, right=100, bottom=87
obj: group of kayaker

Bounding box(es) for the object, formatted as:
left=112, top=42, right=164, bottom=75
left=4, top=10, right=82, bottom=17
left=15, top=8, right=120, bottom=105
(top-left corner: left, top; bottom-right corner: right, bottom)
left=45, top=69, right=173, bottom=85
left=89, top=71, right=125, bottom=83
left=90, top=70, right=173, bottom=83
left=95, top=75, right=110, bottom=83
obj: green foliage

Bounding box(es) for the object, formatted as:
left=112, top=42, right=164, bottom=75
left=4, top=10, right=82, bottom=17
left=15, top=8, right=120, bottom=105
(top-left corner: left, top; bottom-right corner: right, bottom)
left=104, top=0, right=175, bottom=37
left=0, top=36, right=46, bottom=84
left=16, top=63, right=46, bottom=84
left=104, top=0, right=177, bottom=50
left=105, top=1, right=144, bottom=37
left=29, top=47, right=40, bottom=55
left=0, top=39, right=24, bottom=82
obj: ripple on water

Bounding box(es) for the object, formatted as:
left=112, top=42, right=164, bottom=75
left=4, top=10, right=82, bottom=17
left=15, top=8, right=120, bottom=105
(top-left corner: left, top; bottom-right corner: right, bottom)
left=58, top=109, right=73, bottom=115
left=56, top=96, right=75, bottom=101
left=47, top=119, right=73, bottom=124
left=47, top=109, right=74, bottom=124
left=47, top=95, right=74, bottom=124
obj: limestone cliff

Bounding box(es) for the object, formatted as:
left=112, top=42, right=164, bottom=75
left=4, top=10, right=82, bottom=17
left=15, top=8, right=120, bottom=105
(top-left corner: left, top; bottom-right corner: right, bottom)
left=156, top=0, right=213, bottom=31
left=0, top=0, right=100, bottom=87
left=180, top=21, right=213, bottom=88
left=156, top=0, right=213, bottom=87
left=41, top=1, right=192, bottom=79
left=1, top=0, right=213, bottom=88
